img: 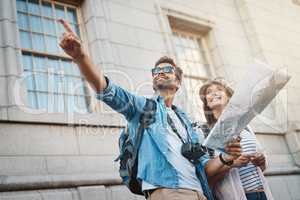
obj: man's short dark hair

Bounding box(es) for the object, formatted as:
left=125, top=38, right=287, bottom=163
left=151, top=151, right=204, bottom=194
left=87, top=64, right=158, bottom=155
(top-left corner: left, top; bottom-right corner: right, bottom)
left=155, top=56, right=183, bottom=84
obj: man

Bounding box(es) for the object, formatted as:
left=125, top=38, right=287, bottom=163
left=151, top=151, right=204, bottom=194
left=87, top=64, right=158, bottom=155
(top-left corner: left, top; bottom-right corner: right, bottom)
left=58, top=19, right=241, bottom=200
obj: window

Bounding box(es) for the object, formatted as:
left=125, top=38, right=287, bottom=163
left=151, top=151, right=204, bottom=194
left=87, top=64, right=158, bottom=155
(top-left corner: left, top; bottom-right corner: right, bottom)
left=172, top=30, right=213, bottom=121
left=16, top=0, right=89, bottom=113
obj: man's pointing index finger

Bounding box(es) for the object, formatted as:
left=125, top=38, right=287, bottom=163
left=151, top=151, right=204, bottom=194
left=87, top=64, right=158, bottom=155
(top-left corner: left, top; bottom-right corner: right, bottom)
left=58, top=19, right=74, bottom=34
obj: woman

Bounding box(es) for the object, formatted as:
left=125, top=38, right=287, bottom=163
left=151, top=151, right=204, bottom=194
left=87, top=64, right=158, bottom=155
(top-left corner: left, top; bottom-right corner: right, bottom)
left=194, top=77, right=274, bottom=200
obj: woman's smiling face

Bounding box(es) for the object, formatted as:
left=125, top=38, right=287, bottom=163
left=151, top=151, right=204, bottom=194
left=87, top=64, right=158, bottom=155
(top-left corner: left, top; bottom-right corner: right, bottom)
left=205, top=83, right=230, bottom=110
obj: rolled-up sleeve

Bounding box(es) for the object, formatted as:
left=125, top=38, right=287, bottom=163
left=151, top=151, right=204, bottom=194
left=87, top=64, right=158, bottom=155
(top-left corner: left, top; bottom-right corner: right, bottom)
left=95, top=77, right=118, bottom=101
left=95, top=77, right=146, bottom=121
left=199, top=153, right=210, bottom=167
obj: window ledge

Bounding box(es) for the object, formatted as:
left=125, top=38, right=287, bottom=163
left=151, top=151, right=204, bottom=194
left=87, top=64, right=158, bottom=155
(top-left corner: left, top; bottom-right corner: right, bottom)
left=4, top=106, right=126, bottom=127
left=0, top=173, right=121, bottom=192
left=264, top=166, right=300, bottom=176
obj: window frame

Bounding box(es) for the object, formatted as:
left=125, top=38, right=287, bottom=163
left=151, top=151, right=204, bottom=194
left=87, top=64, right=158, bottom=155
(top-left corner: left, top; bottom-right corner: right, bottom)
left=8, top=0, right=128, bottom=127
left=171, top=29, right=214, bottom=121
left=17, top=0, right=92, bottom=114
left=171, top=28, right=215, bottom=82
left=158, top=7, right=217, bottom=121
left=7, top=0, right=124, bottom=126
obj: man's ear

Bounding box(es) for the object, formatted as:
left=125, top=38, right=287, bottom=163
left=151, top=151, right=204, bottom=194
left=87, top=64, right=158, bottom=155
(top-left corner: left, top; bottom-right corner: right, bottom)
left=175, top=79, right=181, bottom=90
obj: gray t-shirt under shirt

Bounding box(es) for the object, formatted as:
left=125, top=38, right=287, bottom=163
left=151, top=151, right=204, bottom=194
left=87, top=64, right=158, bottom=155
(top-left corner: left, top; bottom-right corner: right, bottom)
left=142, top=107, right=203, bottom=193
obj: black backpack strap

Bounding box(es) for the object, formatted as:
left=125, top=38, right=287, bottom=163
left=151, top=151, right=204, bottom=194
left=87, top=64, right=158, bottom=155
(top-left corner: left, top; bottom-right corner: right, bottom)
left=131, top=99, right=157, bottom=164
left=123, top=99, right=156, bottom=195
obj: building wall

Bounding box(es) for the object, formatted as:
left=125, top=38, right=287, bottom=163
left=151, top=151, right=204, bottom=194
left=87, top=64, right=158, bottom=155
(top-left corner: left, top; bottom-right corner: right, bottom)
left=0, top=0, right=300, bottom=199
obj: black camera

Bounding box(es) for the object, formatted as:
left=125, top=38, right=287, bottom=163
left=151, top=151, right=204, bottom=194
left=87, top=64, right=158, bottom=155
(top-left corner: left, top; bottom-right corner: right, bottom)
left=181, top=142, right=206, bottom=164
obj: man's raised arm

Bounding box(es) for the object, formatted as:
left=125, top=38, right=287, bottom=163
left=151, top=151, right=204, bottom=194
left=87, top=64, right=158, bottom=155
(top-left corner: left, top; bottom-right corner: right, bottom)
left=58, top=19, right=107, bottom=92
left=58, top=19, right=146, bottom=120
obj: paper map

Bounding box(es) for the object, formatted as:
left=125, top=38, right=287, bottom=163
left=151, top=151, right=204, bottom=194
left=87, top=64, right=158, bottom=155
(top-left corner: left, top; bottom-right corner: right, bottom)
left=202, top=60, right=291, bottom=151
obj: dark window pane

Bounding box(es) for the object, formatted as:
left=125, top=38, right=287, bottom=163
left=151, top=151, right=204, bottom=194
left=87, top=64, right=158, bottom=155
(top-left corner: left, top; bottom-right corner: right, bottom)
left=45, top=35, right=58, bottom=53
left=57, top=94, right=64, bottom=112
left=56, top=20, right=65, bottom=36
left=53, top=74, right=63, bottom=93
left=66, top=95, right=75, bottom=112
left=17, top=0, right=27, bottom=12
left=46, top=92, right=54, bottom=112
left=35, top=73, right=48, bottom=91
left=48, top=58, right=61, bottom=72
left=42, top=1, right=53, bottom=18
left=22, top=54, right=33, bottom=71
left=58, top=44, right=65, bottom=54
left=20, top=31, right=32, bottom=49
left=73, top=78, right=85, bottom=95
left=82, top=96, right=89, bottom=113
left=55, top=5, right=65, bottom=19
left=28, top=0, right=40, bottom=15
left=67, top=8, right=77, bottom=23
left=72, top=63, right=80, bottom=76
left=61, top=59, right=73, bottom=75
left=70, top=24, right=80, bottom=36
left=17, top=13, right=29, bottom=30
left=77, top=85, right=85, bottom=96
left=75, top=95, right=88, bottom=113
left=27, top=91, right=38, bottom=108
left=64, top=76, right=74, bottom=94
left=37, top=92, right=48, bottom=109
left=32, top=33, right=45, bottom=51
left=33, top=55, right=46, bottom=71
left=43, top=18, right=56, bottom=35
left=65, top=76, right=83, bottom=95
left=51, top=94, right=64, bottom=112
left=29, top=16, right=43, bottom=33
left=23, top=71, right=35, bottom=90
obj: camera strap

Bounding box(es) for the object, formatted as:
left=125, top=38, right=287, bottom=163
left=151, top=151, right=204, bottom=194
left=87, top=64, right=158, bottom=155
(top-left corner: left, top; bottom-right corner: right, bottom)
left=166, top=112, right=192, bottom=144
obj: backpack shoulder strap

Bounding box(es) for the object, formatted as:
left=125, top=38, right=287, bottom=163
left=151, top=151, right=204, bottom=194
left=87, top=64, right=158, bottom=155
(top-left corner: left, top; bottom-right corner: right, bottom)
left=132, top=98, right=157, bottom=160
left=139, top=99, right=157, bottom=127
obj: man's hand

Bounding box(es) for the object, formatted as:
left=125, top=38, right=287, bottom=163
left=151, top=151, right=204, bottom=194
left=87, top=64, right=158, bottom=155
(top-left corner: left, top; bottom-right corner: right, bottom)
left=59, top=19, right=85, bottom=62
left=57, top=19, right=106, bottom=92
left=222, top=136, right=242, bottom=162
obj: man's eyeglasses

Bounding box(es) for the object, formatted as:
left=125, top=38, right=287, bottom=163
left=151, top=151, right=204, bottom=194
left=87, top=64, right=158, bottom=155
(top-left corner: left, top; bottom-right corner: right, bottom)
left=151, top=66, right=175, bottom=76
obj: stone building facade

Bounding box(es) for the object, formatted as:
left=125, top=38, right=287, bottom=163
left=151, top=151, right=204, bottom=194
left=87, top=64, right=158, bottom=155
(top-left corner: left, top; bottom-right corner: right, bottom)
left=0, top=0, right=300, bottom=199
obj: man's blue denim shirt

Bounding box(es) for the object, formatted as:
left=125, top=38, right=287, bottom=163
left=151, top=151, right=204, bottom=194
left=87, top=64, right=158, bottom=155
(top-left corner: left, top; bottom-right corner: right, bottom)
left=96, top=77, right=214, bottom=200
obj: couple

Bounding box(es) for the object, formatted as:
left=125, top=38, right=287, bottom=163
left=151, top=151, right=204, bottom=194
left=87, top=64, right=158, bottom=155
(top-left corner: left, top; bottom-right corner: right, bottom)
left=58, top=19, right=273, bottom=200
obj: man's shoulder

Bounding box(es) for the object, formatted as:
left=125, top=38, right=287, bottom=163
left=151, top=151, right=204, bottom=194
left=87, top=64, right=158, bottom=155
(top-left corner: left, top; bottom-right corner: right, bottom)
left=172, top=106, right=196, bottom=126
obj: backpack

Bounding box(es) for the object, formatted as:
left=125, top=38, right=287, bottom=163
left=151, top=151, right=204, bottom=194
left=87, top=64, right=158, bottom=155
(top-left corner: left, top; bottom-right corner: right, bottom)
left=115, top=99, right=157, bottom=195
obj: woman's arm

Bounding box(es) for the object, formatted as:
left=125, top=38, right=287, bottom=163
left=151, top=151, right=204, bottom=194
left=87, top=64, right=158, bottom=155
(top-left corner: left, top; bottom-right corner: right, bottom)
left=207, top=165, right=230, bottom=187
left=207, top=155, right=250, bottom=187
left=205, top=138, right=242, bottom=178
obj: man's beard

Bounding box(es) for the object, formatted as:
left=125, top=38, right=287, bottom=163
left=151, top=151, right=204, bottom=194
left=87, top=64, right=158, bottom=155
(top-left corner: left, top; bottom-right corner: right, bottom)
left=153, top=79, right=178, bottom=91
